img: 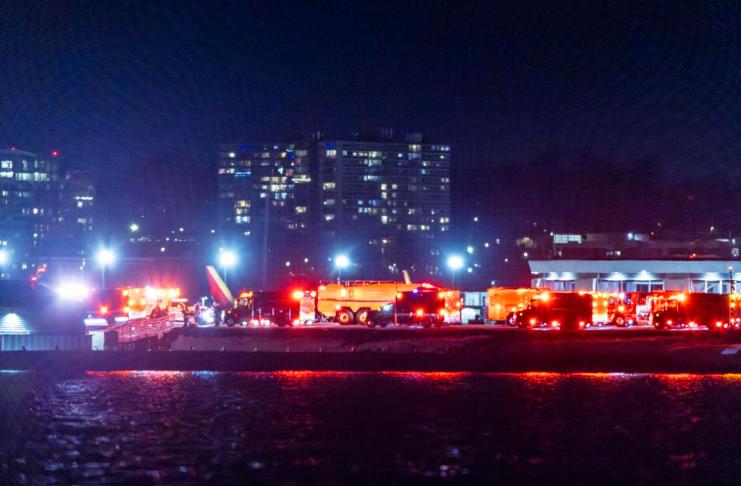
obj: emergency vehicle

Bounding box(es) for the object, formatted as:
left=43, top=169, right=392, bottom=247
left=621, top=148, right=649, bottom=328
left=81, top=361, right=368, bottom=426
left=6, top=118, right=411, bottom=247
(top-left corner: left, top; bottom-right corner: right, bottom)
left=512, top=291, right=593, bottom=330
left=486, top=288, right=538, bottom=324
left=222, top=289, right=304, bottom=327
left=367, top=286, right=449, bottom=328
left=651, top=292, right=730, bottom=329
left=314, top=271, right=460, bottom=325
left=85, top=286, right=182, bottom=327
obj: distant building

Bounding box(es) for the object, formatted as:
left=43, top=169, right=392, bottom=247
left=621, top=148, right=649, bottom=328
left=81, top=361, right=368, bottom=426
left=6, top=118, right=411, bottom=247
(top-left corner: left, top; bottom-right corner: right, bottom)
left=529, top=231, right=741, bottom=293
left=529, top=259, right=739, bottom=294
left=49, top=170, right=95, bottom=254
left=0, top=148, right=95, bottom=278
left=217, top=129, right=452, bottom=286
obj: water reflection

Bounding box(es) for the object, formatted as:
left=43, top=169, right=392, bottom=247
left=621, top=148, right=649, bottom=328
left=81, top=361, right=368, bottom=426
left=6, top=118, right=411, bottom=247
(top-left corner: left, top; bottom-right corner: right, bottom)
left=0, top=371, right=738, bottom=483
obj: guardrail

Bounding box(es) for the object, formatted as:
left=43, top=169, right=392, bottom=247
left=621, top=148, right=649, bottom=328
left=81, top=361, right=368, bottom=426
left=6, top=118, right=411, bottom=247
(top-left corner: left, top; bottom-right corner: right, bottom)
left=108, top=316, right=179, bottom=344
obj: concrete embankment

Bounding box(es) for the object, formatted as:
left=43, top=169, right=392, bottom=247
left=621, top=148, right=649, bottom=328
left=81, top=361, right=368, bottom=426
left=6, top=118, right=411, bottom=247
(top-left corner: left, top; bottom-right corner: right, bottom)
left=1, top=327, right=740, bottom=372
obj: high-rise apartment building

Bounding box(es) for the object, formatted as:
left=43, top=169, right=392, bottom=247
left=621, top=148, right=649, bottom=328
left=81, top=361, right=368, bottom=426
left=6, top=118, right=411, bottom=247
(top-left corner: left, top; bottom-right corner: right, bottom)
left=0, top=148, right=95, bottom=277
left=217, top=130, right=451, bottom=286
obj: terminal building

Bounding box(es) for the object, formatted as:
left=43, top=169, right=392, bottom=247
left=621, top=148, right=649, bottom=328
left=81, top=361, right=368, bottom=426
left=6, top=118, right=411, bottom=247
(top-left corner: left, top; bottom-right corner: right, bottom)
left=529, top=232, right=740, bottom=293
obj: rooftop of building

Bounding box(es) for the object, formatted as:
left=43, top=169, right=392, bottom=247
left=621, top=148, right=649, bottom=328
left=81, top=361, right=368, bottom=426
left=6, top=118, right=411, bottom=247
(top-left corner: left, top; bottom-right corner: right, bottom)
left=0, top=148, right=39, bottom=158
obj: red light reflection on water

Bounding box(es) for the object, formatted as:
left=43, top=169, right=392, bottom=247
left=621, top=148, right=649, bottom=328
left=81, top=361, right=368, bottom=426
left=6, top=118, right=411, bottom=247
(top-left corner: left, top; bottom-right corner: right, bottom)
left=379, top=371, right=470, bottom=381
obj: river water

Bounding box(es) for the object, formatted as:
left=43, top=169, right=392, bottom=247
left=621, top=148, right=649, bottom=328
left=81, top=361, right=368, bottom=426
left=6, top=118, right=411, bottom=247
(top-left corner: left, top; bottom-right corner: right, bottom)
left=0, top=371, right=739, bottom=484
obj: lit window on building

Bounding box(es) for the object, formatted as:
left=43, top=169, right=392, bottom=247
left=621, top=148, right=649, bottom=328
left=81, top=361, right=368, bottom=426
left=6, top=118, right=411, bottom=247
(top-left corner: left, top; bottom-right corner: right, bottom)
left=322, top=182, right=336, bottom=190
left=295, top=206, right=307, bottom=214
left=324, top=214, right=335, bottom=221
left=553, top=234, right=582, bottom=244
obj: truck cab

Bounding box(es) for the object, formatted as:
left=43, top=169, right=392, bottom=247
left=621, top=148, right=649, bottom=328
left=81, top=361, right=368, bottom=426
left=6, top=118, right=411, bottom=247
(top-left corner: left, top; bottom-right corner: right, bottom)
left=513, top=291, right=592, bottom=331
left=367, top=287, right=446, bottom=328
left=222, top=290, right=296, bottom=327
left=651, top=293, right=729, bottom=329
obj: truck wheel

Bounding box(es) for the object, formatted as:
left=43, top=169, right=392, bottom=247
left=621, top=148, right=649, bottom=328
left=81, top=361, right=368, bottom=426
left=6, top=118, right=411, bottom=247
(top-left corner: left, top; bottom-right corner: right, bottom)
left=653, top=321, right=664, bottom=330
left=613, top=316, right=626, bottom=327
left=355, top=308, right=371, bottom=325
left=336, top=309, right=354, bottom=326
left=225, top=315, right=236, bottom=327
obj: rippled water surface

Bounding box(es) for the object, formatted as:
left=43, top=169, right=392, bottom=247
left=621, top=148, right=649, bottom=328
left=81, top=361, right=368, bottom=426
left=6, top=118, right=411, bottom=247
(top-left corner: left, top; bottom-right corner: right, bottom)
left=0, top=371, right=739, bottom=484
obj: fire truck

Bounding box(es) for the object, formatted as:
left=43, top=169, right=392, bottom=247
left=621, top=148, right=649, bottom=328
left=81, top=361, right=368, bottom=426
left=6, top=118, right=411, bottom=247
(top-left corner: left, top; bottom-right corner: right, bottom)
left=314, top=271, right=460, bottom=325
left=729, top=293, right=741, bottom=329
left=366, top=286, right=449, bottom=328
left=486, top=288, right=538, bottom=324
left=85, top=286, right=182, bottom=327
left=512, top=291, right=593, bottom=330
left=651, top=292, right=730, bottom=329
left=222, top=290, right=298, bottom=327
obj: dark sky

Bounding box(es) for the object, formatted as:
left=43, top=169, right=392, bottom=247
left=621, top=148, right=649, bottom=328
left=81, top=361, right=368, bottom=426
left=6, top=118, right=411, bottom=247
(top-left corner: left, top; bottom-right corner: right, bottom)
left=1, top=0, right=740, bottom=234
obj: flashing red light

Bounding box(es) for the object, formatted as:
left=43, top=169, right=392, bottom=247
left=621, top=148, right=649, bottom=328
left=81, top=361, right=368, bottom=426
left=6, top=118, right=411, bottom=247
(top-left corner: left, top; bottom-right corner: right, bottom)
left=292, top=289, right=304, bottom=300
left=667, top=320, right=673, bottom=326
left=550, top=320, right=560, bottom=328
left=310, top=290, right=316, bottom=298
left=10, top=145, right=15, bottom=151
left=51, top=150, right=60, bottom=157
left=396, top=292, right=403, bottom=300
left=716, top=321, right=723, bottom=328
left=579, top=321, right=586, bottom=328
left=99, top=305, right=109, bottom=315
left=529, top=318, right=537, bottom=326
left=415, top=308, right=424, bottom=317
left=688, top=322, right=697, bottom=328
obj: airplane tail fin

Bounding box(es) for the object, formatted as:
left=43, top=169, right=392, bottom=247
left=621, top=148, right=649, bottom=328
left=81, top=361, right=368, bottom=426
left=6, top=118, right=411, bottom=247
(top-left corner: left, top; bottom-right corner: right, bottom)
left=206, top=265, right=235, bottom=306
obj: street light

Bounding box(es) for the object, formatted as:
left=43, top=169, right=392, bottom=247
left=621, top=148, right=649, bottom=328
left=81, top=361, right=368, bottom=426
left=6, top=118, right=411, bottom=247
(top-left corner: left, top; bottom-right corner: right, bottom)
left=335, top=254, right=350, bottom=283
left=447, top=255, right=464, bottom=289
left=129, top=223, right=139, bottom=233
left=218, top=249, right=237, bottom=285
left=96, top=248, right=116, bottom=288
left=0, top=248, right=8, bottom=266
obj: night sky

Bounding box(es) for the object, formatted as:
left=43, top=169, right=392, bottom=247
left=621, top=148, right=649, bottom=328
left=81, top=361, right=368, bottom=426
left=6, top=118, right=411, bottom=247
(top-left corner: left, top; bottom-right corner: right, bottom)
left=2, top=0, right=741, bottom=236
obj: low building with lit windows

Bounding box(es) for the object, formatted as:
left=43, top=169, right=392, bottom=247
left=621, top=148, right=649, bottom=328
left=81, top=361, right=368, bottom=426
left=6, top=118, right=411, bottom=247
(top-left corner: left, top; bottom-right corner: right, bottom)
left=529, top=260, right=740, bottom=294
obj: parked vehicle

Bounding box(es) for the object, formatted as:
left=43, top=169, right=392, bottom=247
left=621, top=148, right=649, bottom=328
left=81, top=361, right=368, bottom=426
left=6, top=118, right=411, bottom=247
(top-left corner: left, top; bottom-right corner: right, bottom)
left=367, top=286, right=447, bottom=328
left=651, top=293, right=730, bottom=329
left=486, top=287, right=538, bottom=324
left=512, top=291, right=593, bottom=331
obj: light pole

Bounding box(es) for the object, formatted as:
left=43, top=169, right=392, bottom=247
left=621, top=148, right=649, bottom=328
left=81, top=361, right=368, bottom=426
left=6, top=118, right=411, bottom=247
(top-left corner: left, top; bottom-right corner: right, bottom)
left=96, top=248, right=116, bottom=289
left=335, top=254, right=350, bottom=283
left=218, top=249, right=237, bottom=286
left=729, top=266, right=735, bottom=293
left=447, top=255, right=464, bottom=289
